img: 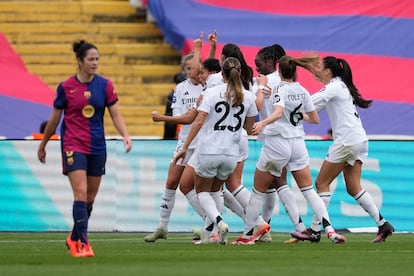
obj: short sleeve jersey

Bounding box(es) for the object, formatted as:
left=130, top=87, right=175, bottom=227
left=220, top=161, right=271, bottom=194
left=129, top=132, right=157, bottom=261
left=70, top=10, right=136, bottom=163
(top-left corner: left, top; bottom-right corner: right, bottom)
left=311, top=77, right=367, bottom=145
left=171, top=79, right=204, bottom=147
left=54, top=74, right=118, bottom=154
left=206, top=72, right=224, bottom=88
left=206, top=72, right=253, bottom=140
left=263, top=81, right=315, bottom=138
left=197, top=83, right=258, bottom=156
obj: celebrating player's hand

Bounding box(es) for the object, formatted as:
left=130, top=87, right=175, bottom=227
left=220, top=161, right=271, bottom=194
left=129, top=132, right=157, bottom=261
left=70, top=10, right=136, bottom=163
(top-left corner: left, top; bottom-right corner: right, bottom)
left=251, top=121, right=265, bottom=135
left=193, top=32, right=203, bottom=51
left=208, top=30, right=217, bottom=47
left=151, top=111, right=163, bottom=122
left=173, top=149, right=187, bottom=165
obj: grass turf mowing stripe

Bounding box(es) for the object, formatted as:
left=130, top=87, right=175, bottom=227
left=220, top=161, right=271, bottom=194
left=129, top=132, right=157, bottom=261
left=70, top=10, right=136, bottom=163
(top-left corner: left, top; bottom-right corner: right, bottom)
left=0, top=232, right=413, bottom=276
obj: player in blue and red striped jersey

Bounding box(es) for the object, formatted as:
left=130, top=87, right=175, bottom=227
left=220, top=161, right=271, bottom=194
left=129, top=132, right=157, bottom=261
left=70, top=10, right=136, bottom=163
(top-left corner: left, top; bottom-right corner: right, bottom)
left=37, top=40, right=132, bottom=257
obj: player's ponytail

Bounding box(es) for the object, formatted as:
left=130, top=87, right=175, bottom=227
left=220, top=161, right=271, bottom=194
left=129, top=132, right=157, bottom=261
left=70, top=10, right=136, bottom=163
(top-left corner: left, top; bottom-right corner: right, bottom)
left=256, top=44, right=286, bottom=69
left=278, top=54, right=320, bottom=80
left=222, top=57, right=243, bottom=107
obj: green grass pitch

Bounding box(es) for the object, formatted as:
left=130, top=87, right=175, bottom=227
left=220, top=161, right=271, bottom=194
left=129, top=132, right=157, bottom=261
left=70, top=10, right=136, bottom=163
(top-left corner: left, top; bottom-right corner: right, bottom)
left=0, top=232, right=413, bottom=276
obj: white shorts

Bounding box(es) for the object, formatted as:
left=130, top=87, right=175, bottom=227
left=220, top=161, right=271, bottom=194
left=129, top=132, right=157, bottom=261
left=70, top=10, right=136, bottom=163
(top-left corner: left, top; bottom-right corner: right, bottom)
left=325, top=140, right=368, bottom=166
left=256, top=135, right=309, bottom=177
left=190, top=151, right=238, bottom=180
left=238, top=133, right=249, bottom=162
left=170, top=141, right=195, bottom=166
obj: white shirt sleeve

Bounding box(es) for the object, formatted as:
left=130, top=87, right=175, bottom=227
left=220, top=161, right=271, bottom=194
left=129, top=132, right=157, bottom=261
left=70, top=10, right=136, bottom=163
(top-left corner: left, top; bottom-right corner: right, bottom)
left=171, top=83, right=182, bottom=115
left=311, top=91, right=328, bottom=112
left=303, top=92, right=316, bottom=113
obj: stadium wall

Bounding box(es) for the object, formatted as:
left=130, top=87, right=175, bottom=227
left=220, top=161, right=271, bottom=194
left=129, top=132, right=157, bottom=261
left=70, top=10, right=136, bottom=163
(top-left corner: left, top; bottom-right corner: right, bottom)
left=0, top=140, right=413, bottom=233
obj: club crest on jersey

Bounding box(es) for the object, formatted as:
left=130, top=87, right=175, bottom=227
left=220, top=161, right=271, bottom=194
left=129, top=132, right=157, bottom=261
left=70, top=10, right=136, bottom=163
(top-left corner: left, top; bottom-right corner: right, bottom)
left=65, top=151, right=74, bottom=165
left=84, top=91, right=91, bottom=99
left=172, top=95, right=176, bottom=103
left=82, top=104, right=95, bottom=118
left=272, top=94, right=281, bottom=104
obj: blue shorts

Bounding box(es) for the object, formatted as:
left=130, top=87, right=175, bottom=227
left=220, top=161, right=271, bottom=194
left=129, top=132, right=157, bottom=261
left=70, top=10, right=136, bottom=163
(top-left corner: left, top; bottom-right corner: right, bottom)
left=62, top=151, right=106, bottom=176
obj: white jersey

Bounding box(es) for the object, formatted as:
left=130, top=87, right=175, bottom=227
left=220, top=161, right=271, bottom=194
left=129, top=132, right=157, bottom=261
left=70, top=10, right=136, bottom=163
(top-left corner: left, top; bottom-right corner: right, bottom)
left=206, top=72, right=224, bottom=88
left=207, top=72, right=254, bottom=91
left=253, top=71, right=281, bottom=120
left=171, top=79, right=204, bottom=147
left=197, top=83, right=258, bottom=156
left=311, top=77, right=367, bottom=146
left=263, top=81, right=315, bottom=138
left=253, top=71, right=281, bottom=141
left=207, top=71, right=253, bottom=156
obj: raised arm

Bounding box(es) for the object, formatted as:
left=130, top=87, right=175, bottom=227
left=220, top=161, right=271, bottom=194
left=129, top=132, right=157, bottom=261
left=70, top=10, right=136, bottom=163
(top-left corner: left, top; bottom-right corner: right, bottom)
left=207, top=30, right=217, bottom=59
left=188, top=32, right=203, bottom=81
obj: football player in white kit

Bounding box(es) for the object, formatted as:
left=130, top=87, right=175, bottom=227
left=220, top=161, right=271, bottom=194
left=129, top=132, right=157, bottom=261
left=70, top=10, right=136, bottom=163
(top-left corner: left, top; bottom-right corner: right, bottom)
left=307, top=56, right=394, bottom=242
left=149, top=42, right=222, bottom=243
left=174, top=57, right=258, bottom=245
left=253, top=44, right=316, bottom=243
left=203, top=41, right=287, bottom=243
left=144, top=53, right=206, bottom=242
left=232, top=55, right=346, bottom=244
left=187, top=36, right=265, bottom=242
left=207, top=42, right=256, bottom=235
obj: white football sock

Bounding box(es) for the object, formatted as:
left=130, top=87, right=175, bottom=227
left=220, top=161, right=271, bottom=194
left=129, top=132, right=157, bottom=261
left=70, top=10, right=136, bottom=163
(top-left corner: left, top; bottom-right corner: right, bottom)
left=158, top=188, right=176, bottom=230
left=185, top=189, right=205, bottom=219
left=210, top=191, right=224, bottom=214
left=354, top=189, right=385, bottom=226
left=301, top=186, right=334, bottom=233
left=243, top=188, right=265, bottom=237
left=197, top=192, right=220, bottom=224
left=278, top=185, right=306, bottom=232
left=202, top=216, right=214, bottom=239
left=311, top=192, right=331, bottom=232
left=233, top=185, right=251, bottom=210
left=261, top=188, right=276, bottom=223
left=223, top=190, right=245, bottom=219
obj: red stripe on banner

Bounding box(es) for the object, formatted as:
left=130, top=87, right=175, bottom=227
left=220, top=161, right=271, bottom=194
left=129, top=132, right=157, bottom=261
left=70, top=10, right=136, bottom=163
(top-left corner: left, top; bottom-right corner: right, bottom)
left=0, top=33, right=54, bottom=105
left=195, top=0, right=414, bottom=18
left=183, top=39, right=414, bottom=104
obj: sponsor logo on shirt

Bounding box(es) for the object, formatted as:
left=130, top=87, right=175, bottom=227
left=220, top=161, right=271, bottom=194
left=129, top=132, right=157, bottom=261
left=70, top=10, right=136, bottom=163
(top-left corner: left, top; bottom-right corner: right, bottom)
left=82, top=105, right=95, bottom=118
